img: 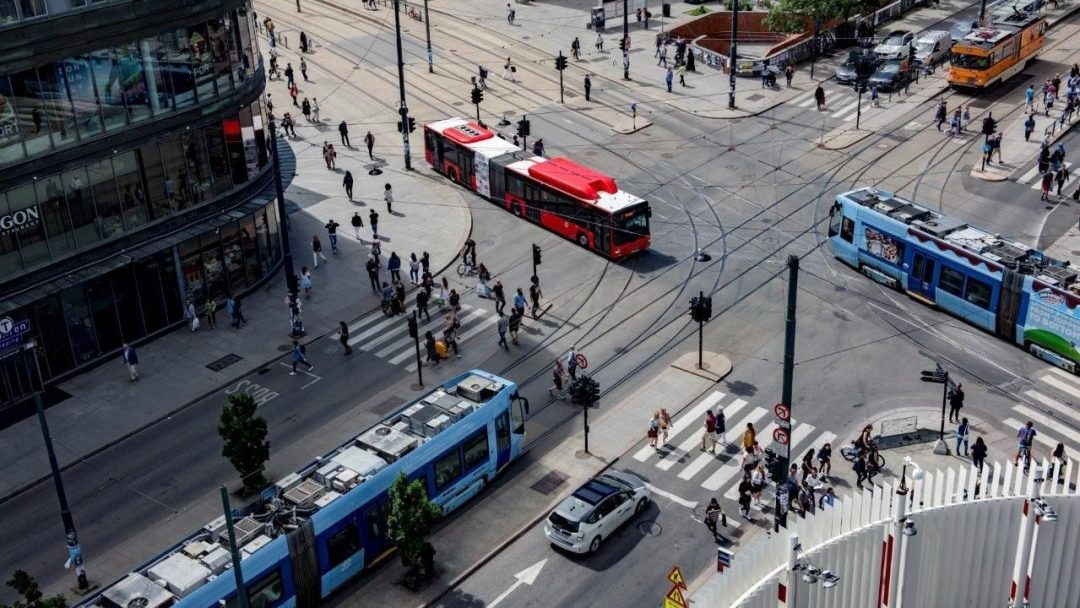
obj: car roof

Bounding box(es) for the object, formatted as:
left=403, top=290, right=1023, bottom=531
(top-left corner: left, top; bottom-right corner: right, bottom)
left=886, top=29, right=911, bottom=37
left=572, top=478, right=622, bottom=505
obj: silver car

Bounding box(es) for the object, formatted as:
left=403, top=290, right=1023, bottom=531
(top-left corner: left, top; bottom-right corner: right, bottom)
left=544, top=469, right=651, bottom=554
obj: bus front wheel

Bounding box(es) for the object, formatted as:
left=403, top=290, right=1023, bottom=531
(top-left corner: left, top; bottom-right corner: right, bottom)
left=576, top=233, right=589, bottom=247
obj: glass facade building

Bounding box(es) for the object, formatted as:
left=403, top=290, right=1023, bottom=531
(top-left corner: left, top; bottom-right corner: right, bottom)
left=0, top=0, right=281, bottom=410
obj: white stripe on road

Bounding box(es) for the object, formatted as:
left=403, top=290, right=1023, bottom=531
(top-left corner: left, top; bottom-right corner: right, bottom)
left=376, top=308, right=484, bottom=357
left=633, top=391, right=726, bottom=462
left=831, top=100, right=859, bottom=119
left=655, top=400, right=751, bottom=471
left=1044, top=368, right=1080, bottom=395
left=704, top=418, right=781, bottom=493
left=676, top=403, right=755, bottom=481
left=348, top=314, right=402, bottom=346
left=1004, top=417, right=1060, bottom=451
left=645, top=484, right=699, bottom=509
left=1024, top=389, right=1080, bottom=426
left=402, top=314, right=498, bottom=372
left=1012, top=405, right=1080, bottom=445
left=1017, top=165, right=1040, bottom=184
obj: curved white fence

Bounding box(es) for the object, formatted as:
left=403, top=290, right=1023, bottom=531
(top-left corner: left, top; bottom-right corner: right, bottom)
left=692, top=458, right=1080, bottom=608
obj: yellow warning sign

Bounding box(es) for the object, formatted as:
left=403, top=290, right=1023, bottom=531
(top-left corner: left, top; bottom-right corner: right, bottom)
left=666, top=585, right=688, bottom=608
left=668, top=565, right=686, bottom=589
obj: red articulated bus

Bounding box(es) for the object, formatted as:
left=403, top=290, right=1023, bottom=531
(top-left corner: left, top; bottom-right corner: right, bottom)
left=423, top=118, right=651, bottom=260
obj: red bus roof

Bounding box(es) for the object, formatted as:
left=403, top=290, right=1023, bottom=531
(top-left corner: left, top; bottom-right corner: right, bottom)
left=443, top=121, right=495, bottom=145
left=527, top=157, right=617, bottom=202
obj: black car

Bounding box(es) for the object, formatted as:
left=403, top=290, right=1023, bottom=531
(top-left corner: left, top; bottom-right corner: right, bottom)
left=836, top=53, right=880, bottom=84
left=868, top=61, right=912, bottom=92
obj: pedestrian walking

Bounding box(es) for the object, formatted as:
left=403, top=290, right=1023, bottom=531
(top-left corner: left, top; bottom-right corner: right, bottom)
left=947, top=383, right=964, bottom=422
left=341, top=171, right=355, bottom=202
left=657, top=45, right=667, bottom=67
left=282, top=113, right=296, bottom=137
left=991, top=133, right=1003, bottom=163
left=596, top=31, right=604, bottom=52
left=444, top=326, right=461, bottom=358
left=338, top=321, right=353, bottom=355
left=232, top=296, right=246, bottom=328
left=492, top=279, right=506, bottom=315
left=387, top=251, right=402, bottom=283
left=300, top=266, right=313, bottom=299
left=665, top=66, right=673, bottom=92
left=1025, top=114, right=1036, bottom=141
left=704, top=498, right=726, bottom=541
left=741, top=422, right=756, bottom=451
left=311, top=98, right=320, bottom=122
left=506, top=2, right=514, bottom=24
left=339, top=121, right=350, bottom=146
left=300, top=31, right=309, bottom=53
left=678, top=64, right=687, bottom=87
left=815, top=85, right=826, bottom=111
left=415, top=287, right=431, bottom=321
left=364, top=131, right=375, bottom=159
left=853, top=453, right=868, bottom=490
left=647, top=411, right=661, bottom=448
left=369, top=209, right=379, bottom=238
left=121, top=343, right=139, bottom=382
left=528, top=281, right=543, bottom=318
left=513, top=288, right=527, bottom=317
left=659, top=408, right=673, bottom=445
left=956, top=417, right=970, bottom=456
left=290, top=340, right=313, bottom=375
left=285, top=63, right=294, bottom=86
left=961, top=105, right=970, bottom=131
left=1056, top=166, right=1070, bottom=196
left=571, top=37, right=581, bottom=61
left=349, top=213, right=363, bottom=243
left=508, top=309, right=522, bottom=344
left=503, top=57, right=516, bottom=81
left=309, top=236, right=325, bottom=268
left=716, top=406, right=726, bottom=444
left=225, top=294, right=236, bottom=328
left=738, top=479, right=754, bottom=521
left=1042, top=169, right=1054, bottom=201
left=971, top=436, right=988, bottom=474
left=1048, top=442, right=1067, bottom=482
left=408, top=253, right=420, bottom=284
left=935, top=100, right=947, bottom=131
left=289, top=81, right=299, bottom=107
left=325, top=144, right=337, bottom=169
left=497, top=313, right=510, bottom=351
left=201, top=298, right=216, bottom=329
left=870, top=84, right=880, bottom=108
left=817, top=442, right=832, bottom=478
left=325, top=219, right=340, bottom=253
left=701, top=409, right=718, bottom=453
left=1026, top=85, right=1036, bottom=113
left=584, top=75, right=592, bottom=101
left=784, top=63, right=794, bottom=87
left=365, top=255, right=380, bottom=293
left=266, top=92, right=274, bottom=114
left=384, top=183, right=393, bottom=213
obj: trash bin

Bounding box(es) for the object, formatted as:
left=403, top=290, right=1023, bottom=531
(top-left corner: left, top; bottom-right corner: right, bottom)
left=662, top=3, right=671, bottom=17
left=591, top=7, right=606, bottom=30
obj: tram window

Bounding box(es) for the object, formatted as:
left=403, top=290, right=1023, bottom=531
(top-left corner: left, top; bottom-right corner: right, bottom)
left=435, top=449, right=463, bottom=490
left=828, top=204, right=843, bottom=237
left=327, top=522, right=361, bottom=568
left=463, top=432, right=489, bottom=471
left=965, top=278, right=992, bottom=309
left=495, top=412, right=511, bottom=452
left=365, top=500, right=391, bottom=542
left=511, top=399, right=525, bottom=435
left=840, top=218, right=855, bottom=243
left=939, top=266, right=965, bottom=296
left=226, top=569, right=283, bottom=608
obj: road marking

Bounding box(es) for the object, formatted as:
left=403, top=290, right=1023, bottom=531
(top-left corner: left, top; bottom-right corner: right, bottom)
left=278, top=361, right=320, bottom=389
left=1004, top=417, right=1060, bottom=450
left=1012, top=405, right=1080, bottom=445
left=348, top=314, right=401, bottom=345
left=1024, top=389, right=1080, bottom=426
left=1044, top=368, right=1080, bottom=393
left=831, top=100, right=859, bottom=119
left=633, top=391, right=726, bottom=462
left=657, top=400, right=751, bottom=471
left=646, top=483, right=699, bottom=509
left=489, top=559, right=547, bottom=608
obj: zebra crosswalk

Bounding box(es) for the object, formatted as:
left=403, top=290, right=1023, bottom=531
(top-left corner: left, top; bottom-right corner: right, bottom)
left=343, top=302, right=498, bottom=370
left=1004, top=367, right=1080, bottom=454
left=1015, top=162, right=1074, bottom=190
left=790, top=86, right=884, bottom=123
left=632, top=391, right=837, bottom=497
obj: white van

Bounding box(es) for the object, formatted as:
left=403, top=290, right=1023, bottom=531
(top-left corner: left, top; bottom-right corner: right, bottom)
left=913, top=30, right=951, bottom=66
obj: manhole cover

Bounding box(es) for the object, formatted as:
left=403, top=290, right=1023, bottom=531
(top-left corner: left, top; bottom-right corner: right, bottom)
left=746, top=94, right=765, bottom=102
left=374, top=395, right=405, bottom=414
left=277, top=344, right=291, bottom=352
left=724, top=164, right=739, bottom=170
left=530, top=471, right=568, bottom=495
left=505, top=110, right=518, bottom=117
left=481, top=239, right=495, bottom=246
left=584, top=150, right=598, bottom=156
left=877, top=143, right=890, bottom=149
left=207, top=353, right=243, bottom=372
left=522, top=35, right=531, bottom=39
left=661, top=153, right=674, bottom=158
left=452, top=101, right=464, bottom=106
left=760, top=218, right=773, bottom=224
left=638, top=521, right=662, bottom=536
left=1072, top=250, right=1080, bottom=256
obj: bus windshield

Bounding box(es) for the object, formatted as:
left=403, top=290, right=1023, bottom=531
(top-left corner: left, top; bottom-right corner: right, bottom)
left=613, top=204, right=649, bottom=245
left=950, top=52, right=989, bottom=68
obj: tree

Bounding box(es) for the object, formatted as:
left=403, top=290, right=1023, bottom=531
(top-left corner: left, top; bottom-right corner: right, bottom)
left=386, top=471, right=442, bottom=589
left=0, top=571, right=66, bottom=608
left=218, top=393, right=270, bottom=495
left=763, top=0, right=876, bottom=34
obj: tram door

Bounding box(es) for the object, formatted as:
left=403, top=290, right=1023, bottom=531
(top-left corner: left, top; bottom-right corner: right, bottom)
left=908, top=252, right=937, bottom=301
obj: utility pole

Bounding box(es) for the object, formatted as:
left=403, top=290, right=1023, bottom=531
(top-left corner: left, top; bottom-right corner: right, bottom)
left=623, top=0, right=630, bottom=80
left=775, top=255, right=799, bottom=532
left=572, top=376, right=599, bottom=453
left=296, top=0, right=301, bottom=13
left=555, top=51, right=567, bottom=103
left=423, top=0, right=433, bottom=73
left=268, top=117, right=297, bottom=295
left=979, top=0, right=987, bottom=23
left=919, top=364, right=952, bottom=454
left=728, top=0, right=738, bottom=108
left=855, top=83, right=864, bottom=130
left=809, top=18, right=819, bottom=79
left=392, top=0, right=412, bottom=170
left=408, top=311, right=423, bottom=386
left=220, top=486, right=250, bottom=608
left=21, top=344, right=89, bottom=591
left=531, top=243, right=542, bottom=284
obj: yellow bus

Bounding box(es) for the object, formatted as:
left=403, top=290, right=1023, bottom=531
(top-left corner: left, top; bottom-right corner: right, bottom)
left=948, top=11, right=1047, bottom=91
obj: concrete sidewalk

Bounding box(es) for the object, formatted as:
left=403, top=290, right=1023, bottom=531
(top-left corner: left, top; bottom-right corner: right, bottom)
left=0, top=40, right=473, bottom=500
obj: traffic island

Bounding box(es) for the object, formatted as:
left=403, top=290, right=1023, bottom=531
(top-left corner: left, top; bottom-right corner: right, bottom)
left=671, top=351, right=732, bottom=382
left=969, top=162, right=1011, bottom=181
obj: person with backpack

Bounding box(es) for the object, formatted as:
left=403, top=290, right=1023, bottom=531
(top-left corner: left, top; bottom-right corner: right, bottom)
left=956, top=417, right=971, bottom=456
left=424, top=331, right=439, bottom=367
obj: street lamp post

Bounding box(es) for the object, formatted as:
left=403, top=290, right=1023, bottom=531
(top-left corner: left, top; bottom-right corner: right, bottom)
left=774, top=255, right=799, bottom=533
left=728, top=0, right=738, bottom=109
left=423, top=0, right=433, bottom=73
left=220, top=486, right=250, bottom=608
left=392, top=0, right=412, bottom=170
left=268, top=117, right=297, bottom=295
left=623, top=0, right=630, bottom=80
left=20, top=343, right=89, bottom=591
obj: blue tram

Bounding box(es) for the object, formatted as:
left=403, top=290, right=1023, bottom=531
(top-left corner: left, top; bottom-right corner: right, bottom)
left=829, top=187, right=1080, bottom=372
left=83, top=370, right=527, bottom=608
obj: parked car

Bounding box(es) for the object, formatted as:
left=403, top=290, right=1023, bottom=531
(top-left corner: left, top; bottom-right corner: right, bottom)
left=837, top=52, right=880, bottom=84
left=949, top=20, right=978, bottom=43
left=869, top=60, right=914, bottom=91
left=544, top=469, right=651, bottom=554
left=873, top=30, right=915, bottom=59
left=914, top=30, right=952, bottom=65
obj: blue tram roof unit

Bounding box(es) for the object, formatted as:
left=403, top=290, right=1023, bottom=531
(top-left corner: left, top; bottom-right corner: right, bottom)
left=83, top=370, right=515, bottom=608
left=838, top=187, right=1079, bottom=289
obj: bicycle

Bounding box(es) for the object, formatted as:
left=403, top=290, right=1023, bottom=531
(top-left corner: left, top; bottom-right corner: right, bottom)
left=1017, top=443, right=1033, bottom=474
left=840, top=441, right=885, bottom=468
left=456, top=261, right=478, bottom=277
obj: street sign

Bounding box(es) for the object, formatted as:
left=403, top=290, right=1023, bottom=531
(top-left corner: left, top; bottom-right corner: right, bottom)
left=667, top=565, right=686, bottom=589
left=717, top=547, right=734, bottom=572
left=920, top=370, right=946, bottom=383
left=773, top=403, right=790, bottom=422
left=773, top=427, right=789, bottom=445
left=0, top=317, right=31, bottom=353
left=665, top=585, right=688, bottom=608
left=575, top=353, right=588, bottom=370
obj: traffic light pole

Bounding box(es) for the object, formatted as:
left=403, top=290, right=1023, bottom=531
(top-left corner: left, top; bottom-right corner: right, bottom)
left=392, top=0, right=412, bottom=170
left=558, top=52, right=565, bottom=103
left=268, top=116, right=297, bottom=296
left=423, top=0, right=433, bottom=73
left=728, top=0, right=738, bottom=109
left=938, top=371, right=948, bottom=442
left=411, top=310, right=423, bottom=387
left=856, top=85, right=863, bottom=130
left=775, top=255, right=800, bottom=533
left=623, top=0, right=630, bottom=81
left=697, top=290, right=704, bottom=370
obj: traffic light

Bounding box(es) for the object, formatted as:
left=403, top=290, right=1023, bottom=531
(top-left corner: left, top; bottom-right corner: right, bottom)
left=471, top=87, right=483, bottom=105
left=765, top=449, right=788, bottom=483
left=532, top=243, right=542, bottom=266
left=981, top=114, right=997, bottom=136
left=396, top=120, right=403, bottom=133
left=407, top=315, right=418, bottom=339
left=569, top=378, right=584, bottom=405
left=408, top=117, right=416, bottom=133
left=700, top=295, right=712, bottom=322
left=586, top=378, right=600, bottom=405
left=516, top=117, right=530, bottom=138
left=689, top=294, right=713, bottom=323
left=555, top=53, right=567, bottom=71
left=689, top=295, right=700, bottom=322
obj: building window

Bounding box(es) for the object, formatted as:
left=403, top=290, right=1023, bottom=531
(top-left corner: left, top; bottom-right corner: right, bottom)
left=181, top=130, right=212, bottom=205
left=85, top=275, right=122, bottom=354
left=113, top=150, right=148, bottom=230
left=239, top=214, right=260, bottom=284
left=8, top=182, right=48, bottom=269
left=0, top=0, right=19, bottom=24
left=89, top=49, right=130, bottom=133
left=0, top=75, right=26, bottom=165
left=463, top=432, right=489, bottom=471
left=161, top=30, right=196, bottom=109
left=221, top=221, right=247, bottom=292
left=139, top=36, right=174, bottom=116
left=187, top=22, right=218, bottom=102
left=116, top=43, right=152, bottom=124
left=61, top=284, right=98, bottom=365
left=138, top=141, right=169, bottom=220
left=35, top=176, right=75, bottom=257
left=110, top=266, right=144, bottom=341
left=36, top=295, right=74, bottom=378
left=62, top=167, right=99, bottom=248
left=63, top=56, right=104, bottom=140
left=205, top=122, right=234, bottom=195
left=0, top=192, right=22, bottom=278
left=88, top=158, right=123, bottom=238
left=200, top=231, right=227, bottom=300
left=178, top=235, right=205, bottom=306
left=208, top=18, right=233, bottom=94
left=134, top=257, right=168, bottom=333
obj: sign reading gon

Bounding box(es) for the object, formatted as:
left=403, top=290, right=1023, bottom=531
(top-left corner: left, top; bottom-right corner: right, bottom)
left=0, top=205, right=41, bottom=236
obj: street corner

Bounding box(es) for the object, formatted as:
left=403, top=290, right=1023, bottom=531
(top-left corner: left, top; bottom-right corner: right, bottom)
left=969, top=163, right=1011, bottom=182
left=670, top=351, right=732, bottom=383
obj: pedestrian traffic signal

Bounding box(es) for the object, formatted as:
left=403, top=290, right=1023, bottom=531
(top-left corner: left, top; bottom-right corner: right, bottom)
left=516, top=117, right=531, bottom=138
left=586, top=378, right=600, bottom=405
left=407, top=315, right=418, bottom=339
left=555, top=53, right=567, bottom=71
left=532, top=243, right=542, bottom=266
left=471, top=87, right=483, bottom=105
left=619, top=37, right=627, bottom=52
left=981, top=114, right=997, bottom=136
left=396, top=120, right=403, bottom=133
left=408, top=117, right=417, bottom=133
left=569, top=378, right=584, bottom=405
left=689, top=294, right=713, bottom=323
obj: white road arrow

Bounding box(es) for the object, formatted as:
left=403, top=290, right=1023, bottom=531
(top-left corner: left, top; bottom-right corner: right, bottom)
left=488, top=558, right=548, bottom=607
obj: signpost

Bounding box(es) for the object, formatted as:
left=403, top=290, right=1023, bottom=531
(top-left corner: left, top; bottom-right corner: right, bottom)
left=665, top=566, right=688, bottom=608
left=0, top=317, right=32, bottom=353
left=717, top=547, right=734, bottom=572
left=920, top=363, right=955, bottom=455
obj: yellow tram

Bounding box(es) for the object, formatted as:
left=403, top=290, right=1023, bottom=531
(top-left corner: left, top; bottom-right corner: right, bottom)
left=948, top=11, right=1047, bottom=91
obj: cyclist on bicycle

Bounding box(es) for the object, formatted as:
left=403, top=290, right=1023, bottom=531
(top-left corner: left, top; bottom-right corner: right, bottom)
left=856, top=425, right=875, bottom=453
left=1015, top=420, right=1036, bottom=466
left=461, top=238, right=477, bottom=270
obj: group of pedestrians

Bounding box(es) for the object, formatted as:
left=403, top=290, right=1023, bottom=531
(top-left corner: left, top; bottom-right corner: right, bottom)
left=656, top=34, right=696, bottom=93
left=1037, top=142, right=1075, bottom=202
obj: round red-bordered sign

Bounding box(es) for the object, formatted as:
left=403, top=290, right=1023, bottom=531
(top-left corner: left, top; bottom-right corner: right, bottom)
left=773, top=428, right=789, bottom=445
left=575, top=353, right=588, bottom=369
left=773, top=403, right=790, bottom=422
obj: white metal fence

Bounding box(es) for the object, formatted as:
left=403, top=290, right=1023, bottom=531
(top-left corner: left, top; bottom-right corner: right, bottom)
left=693, top=457, right=1080, bottom=607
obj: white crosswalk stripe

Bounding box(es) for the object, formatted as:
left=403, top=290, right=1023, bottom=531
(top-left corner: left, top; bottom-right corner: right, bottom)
left=1006, top=368, right=1080, bottom=457
left=1015, top=161, right=1073, bottom=188
left=341, top=302, right=497, bottom=366
left=633, top=391, right=726, bottom=462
